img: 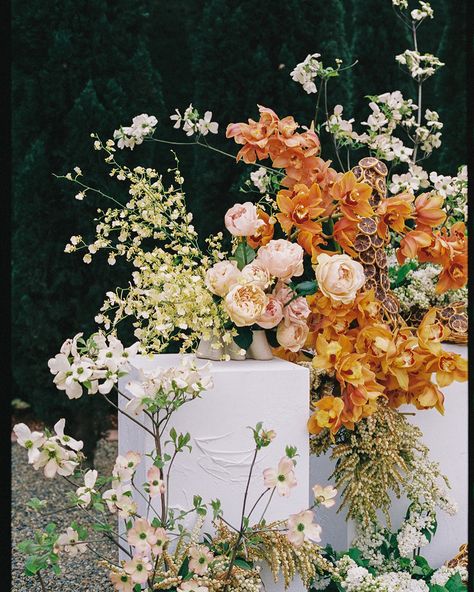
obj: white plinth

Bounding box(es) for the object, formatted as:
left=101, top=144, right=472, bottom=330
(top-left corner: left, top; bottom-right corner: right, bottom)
left=119, top=354, right=310, bottom=591
left=310, top=344, right=468, bottom=567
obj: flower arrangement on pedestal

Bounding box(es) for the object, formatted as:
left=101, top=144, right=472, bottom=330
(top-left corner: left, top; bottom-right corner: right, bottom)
left=13, top=0, right=468, bottom=590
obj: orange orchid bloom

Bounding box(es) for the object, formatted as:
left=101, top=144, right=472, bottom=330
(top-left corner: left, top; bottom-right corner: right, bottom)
left=298, top=229, right=327, bottom=258
left=396, top=229, right=433, bottom=264
left=416, top=308, right=451, bottom=353
left=335, top=352, right=376, bottom=388
left=307, top=395, right=344, bottom=436
left=332, top=216, right=359, bottom=257
left=425, top=349, right=468, bottom=387
left=414, top=192, right=446, bottom=230
left=276, top=182, right=325, bottom=236
left=436, top=252, right=468, bottom=293
left=246, top=209, right=274, bottom=249
left=331, top=171, right=373, bottom=220
left=376, top=192, right=415, bottom=238
left=409, top=375, right=445, bottom=414
left=312, top=334, right=353, bottom=372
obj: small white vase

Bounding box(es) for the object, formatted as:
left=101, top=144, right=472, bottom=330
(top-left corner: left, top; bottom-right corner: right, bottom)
left=246, top=330, right=274, bottom=361
left=195, top=336, right=246, bottom=361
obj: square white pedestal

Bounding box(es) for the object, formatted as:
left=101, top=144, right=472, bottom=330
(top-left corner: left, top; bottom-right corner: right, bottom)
left=310, top=344, right=467, bottom=567
left=119, top=354, right=310, bottom=591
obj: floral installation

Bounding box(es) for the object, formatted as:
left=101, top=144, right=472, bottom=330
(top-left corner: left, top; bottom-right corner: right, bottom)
left=15, top=0, right=468, bottom=588
left=15, top=333, right=340, bottom=590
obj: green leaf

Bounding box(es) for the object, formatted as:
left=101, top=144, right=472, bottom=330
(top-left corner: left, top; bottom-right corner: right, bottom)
left=27, top=498, right=47, bottom=512
left=133, top=585, right=142, bottom=592
left=265, top=329, right=279, bottom=348
left=233, top=326, right=253, bottom=350
left=234, top=558, right=253, bottom=570
left=232, top=242, right=255, bottom=270
left=445, top=573, right=466, bottom=592
left=429, top=585, right=449, bottom=592
left=292, top=280, right=318, bottom=296
left=178, top=556, right=189, bottom=578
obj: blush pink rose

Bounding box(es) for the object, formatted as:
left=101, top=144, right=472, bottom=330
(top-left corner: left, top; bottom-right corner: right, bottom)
left=256, top=239, right=304, bottom=281
left=256, top=295, right=284, bottom=329
left=205, top=260, right=241, bottom=297
left=283, top=296, right=311, bottom=325
left=224, top=202, right=263, bottom=236
left=273, top=281, right=293, bottom=305
left=277, top=321, right=309, bottom=352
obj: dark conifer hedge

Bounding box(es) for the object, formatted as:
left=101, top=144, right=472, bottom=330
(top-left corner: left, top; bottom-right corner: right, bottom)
left=12, top=0, right=466, bottom=454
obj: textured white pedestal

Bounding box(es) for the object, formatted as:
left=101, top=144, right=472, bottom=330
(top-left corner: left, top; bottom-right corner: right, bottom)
left=119, top=354, right=310, bottom=591
left=310, top=344, right=468, bottom=567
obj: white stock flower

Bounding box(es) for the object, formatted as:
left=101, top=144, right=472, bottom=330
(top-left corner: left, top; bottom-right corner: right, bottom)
left=290, top=53, right=322, bottom=94
left=196, top=111, right=219, bottom=135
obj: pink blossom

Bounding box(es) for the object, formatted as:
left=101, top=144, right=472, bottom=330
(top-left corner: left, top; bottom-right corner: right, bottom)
left=286, top=510, right=321, bottom=546
left=263, top=456, right=297, bottom=497
left=256, top=295, right=284, bottom=329
left=224, top=202, right=263, bottom=236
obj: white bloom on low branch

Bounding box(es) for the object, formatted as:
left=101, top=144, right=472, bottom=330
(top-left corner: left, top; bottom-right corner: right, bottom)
left=290, top=53, right=322, bottom=94
left=396, top=49, right=444, bottom=81
left=113, top=113, right=158, bottom=149
left=411, top=1, right=434, bottom=21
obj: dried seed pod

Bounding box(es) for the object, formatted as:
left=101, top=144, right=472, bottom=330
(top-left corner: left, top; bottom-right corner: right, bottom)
left=374, top=160, right=388, bottom=176
left=359, top=156, right=379, bottom=169
left=375, top=177, right=387, bottom=195
left=358, top=217, right=377, bottom=235
left=380, top=272, right=391, bottom=291
left=375, top=249, right=388, bottom=269
left=382, top=294, right=400, bottom=314
left=375, top=286, right=386, bottom=301
left=449, top=314, right=468, bottom=333
left=370, top=233, right=385, bottom=248
left=365, top=278, right=377, bottom=291
left=359, top=247, right=376, bottom=264
left=439, top=306, right=455, bottom=319
left=352, top=166, right=364, bottom=180
left=354, top=234, right=372, bottom=252
left=364, top=264, right=377, bottom=278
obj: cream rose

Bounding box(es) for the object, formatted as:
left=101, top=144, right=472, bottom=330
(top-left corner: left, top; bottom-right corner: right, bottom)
left=205, top=260, right=241, bottom=297
left=283, top=296, right=311, bottom=325
left=276, top=321, right=309, bottom=352
left=314, top=253, right=366, bottom=304
left=256, top=295, right=284, bottom=329
left=240, top=262, right=271, bottom=289
left=256, top=239, right=304, bottom=281
left=224, top=202, right=263, bottom=236
left=224, top=284, right=268, bottom=327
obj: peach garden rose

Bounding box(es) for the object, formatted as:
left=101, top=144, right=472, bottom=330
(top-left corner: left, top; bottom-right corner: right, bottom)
left=277, top=320, right=309, bottom=352
left=257, top=295, right=284, bottom=329
left=224, top=283, right=268, bottom=326
left=224, top=202, right=263, bottom=236
left=205, top=260, right=241, bottom=297
left=313, top=253, right=366, bottom=304
left=256, top=238, right=304, bottom=281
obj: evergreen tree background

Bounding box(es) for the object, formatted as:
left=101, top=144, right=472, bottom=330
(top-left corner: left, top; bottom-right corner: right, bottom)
left=12, top=0, right=467, bottom=456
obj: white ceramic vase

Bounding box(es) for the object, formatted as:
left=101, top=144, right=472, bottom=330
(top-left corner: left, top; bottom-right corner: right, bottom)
left=195, top=330, right=273, bottom=361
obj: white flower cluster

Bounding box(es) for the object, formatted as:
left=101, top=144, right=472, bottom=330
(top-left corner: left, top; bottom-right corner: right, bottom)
left=113, top=113, right=158, bottom=150
left=290, top=53, right=322, bottom=94
left=13, top=419, right=82, bottom=479
left=392, top=263, right=467, bottom=315
left=102, top=451, right=141, bottom=518
left=396, top=50, right=444, bottom=81
left=430, top=166, right=468, bottom=219
left=325, top=105, right=361, bottom=145
left=125, top=357, right=213, bottom=417
left=430, top=565, right=468, bottom=586
left=55, top=527, right=88, bottom=557
left=47, top=332, right=138, bottom=399
left=411, top=2, right=434, bottom=21
left=334, top=556, right=430, bottom=592
left=396, top=514, right=432, bottom=557
left=170, top=103, right=219, bottom=136
left=392, top=0, right=408, bottom=8
left=250, top=167, right=271, bottom=193
left=389, top=164, right=429, bottom=193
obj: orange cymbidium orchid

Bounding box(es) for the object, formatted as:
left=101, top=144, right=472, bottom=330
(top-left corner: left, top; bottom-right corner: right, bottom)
left=276, top=182, right=325, bottom=235
left=396, top=229, right=433, bottom=264
left=414, top=192, right=446, bottom=230
left=408, top=374, right=446, bottom=414
left=341, top=382, right=383, bottom=427
left=416, top=308, right=451, bottom=353
left=425, top=348, right=468, bottom=388
left=246, top=209, right=275, bottom=249
left=332, top=216, right=360, bottom=257
left=376, top=192, right=415, bottom=238
left=355, top=322, right=396, bottom=370
left=436, top=252, right=468, bottom=293
left=226, top=106, right=279, bottom=164
left=307, top=395, right=344, bottom=436
left=335, top=352, right=377, bottom=388
left=331, top=171, right=374, bottom=221
left=312, top=333, right=353, bottom=373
